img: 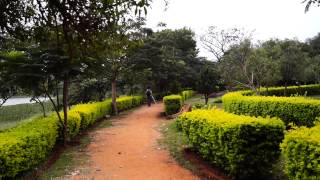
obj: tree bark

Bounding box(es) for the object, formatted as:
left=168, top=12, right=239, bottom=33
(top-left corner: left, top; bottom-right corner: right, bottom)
left=62, top=74, right=69, bottom=146
left=112, top=79, right=118, bottom=115
left=204, top=94, right=209, bottom=105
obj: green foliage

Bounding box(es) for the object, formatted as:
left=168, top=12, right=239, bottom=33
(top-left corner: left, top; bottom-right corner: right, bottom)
left=198, top=66, right=219, bottom=104
left=222, top=84, right=320, bottom=126
left=0, top=115, right=59, bottom=179
left=0, top=96, right=143, bottom=179
left=0, top=101, right=54, bottom=130
left=164, top=90, right=195, bottom=115
left=176, top=109, right=285, bottom=179
left=163, top=95, right=183, bottom=115
left=180, top=90, right=194, bottom=102
left=281, top=125, right=320, bottom=180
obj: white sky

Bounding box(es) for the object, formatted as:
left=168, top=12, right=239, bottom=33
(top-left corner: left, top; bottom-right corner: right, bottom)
left=145, top=0, right=320, bottom=59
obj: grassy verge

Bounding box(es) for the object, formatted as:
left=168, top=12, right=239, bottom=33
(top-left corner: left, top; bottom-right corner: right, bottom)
left=0, top=101, right=54, bottom=131
left=158, top=120, right=197, bottom=172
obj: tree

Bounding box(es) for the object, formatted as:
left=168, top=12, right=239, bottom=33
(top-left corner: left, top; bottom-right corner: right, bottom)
left=278, top=40, right=309, bottom=95
left=200, top=26, right=249, bottom=62
left=128, top=28, right=202, bottom=94
left=0, top=0, right=150, bottom=144
left=198, top=66, right=219, bottom=104
left=304, top=0, right=320, bottom=12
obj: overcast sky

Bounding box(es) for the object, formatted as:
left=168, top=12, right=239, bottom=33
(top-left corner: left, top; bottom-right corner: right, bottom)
left=145, top=0, right=320, bottom=59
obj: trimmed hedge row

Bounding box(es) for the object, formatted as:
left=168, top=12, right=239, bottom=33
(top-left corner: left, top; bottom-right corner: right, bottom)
left=176, top=109, right=285, bottom=179
left=281, top=126, right=320, bottom=180
left=0, top=96, right=143, bottom=179
left=163, top=90, right=194, bottom=115
left=163, top=95, right=183, bottom=115
left=181, top=90, right=194, bottom=102
left=222, top=84, right=320, bottom=126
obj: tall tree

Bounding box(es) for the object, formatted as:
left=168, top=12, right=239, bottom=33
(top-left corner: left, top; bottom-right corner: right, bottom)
left=200, top=26, right=249, bottom=62
left=198, top=65, right=219, bottom=104
left=0, top=0, right=150, bottom=144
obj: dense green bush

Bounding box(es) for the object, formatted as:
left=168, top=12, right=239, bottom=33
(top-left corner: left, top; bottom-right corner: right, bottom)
left=261, top=84, right=320, bottom=96
left=176, top=109, right=285, bottom=179
left=181, top=90, right=194, bottom=102
left=163, top=90, right=194, bottom=115
left=0, top=95, right=143, bottom=179
left=281, top=126, right=320, bottom=180
left=222, top=84, right=320, bottom=126
left=0, top=115, right=59, bottom=179
left=163, top=95, right=183, bottom=115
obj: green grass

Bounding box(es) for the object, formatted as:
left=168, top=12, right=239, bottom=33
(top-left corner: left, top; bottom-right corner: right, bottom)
left=0, top=101, right=54, bottom=131
left=158, top=120, right=197, bottom=172
left=184, top=95, right=223, bottom=109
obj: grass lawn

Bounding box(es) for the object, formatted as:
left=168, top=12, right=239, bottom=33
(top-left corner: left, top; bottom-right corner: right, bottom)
left=184, top=94, right=223, bottom=109
left=0, top=101, right=54, bottom=131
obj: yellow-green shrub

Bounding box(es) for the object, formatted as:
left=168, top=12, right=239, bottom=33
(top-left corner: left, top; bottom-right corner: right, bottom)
left=0, top=95, right=143, bottom=179
left=0, top=115, right=59, bottom=179
left=181, top=90, right=194, bottom=102
left=222, top=84, right=320, bottom=126
left=176, top=109, right=285, bottom=178
left=281, top=126, right=320, bottom=180
left=163, top=95, right=183, bottom=115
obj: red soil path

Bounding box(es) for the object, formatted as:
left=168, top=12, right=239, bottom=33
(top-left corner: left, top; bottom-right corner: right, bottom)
left=70, top=103, right=199, bottom=180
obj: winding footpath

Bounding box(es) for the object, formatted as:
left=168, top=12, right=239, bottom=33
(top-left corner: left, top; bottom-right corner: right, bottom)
left=70, top=103, right=199, bottom=180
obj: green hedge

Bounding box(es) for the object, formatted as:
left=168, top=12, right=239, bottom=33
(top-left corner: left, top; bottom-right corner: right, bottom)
left=0, top=96, right=143, bottom=179
left=0, top=116, right=59, bottom=179
left=176, top=109, right=285, bottom=179
left=222, top=84, right=320, bottom=127
left=181, top=90, right=194, bottom=102
left=163, top=95, right=182, bottom=115
left=281, top=126, right=320, bottom=180
left=163, top=90, right=194, bottom=115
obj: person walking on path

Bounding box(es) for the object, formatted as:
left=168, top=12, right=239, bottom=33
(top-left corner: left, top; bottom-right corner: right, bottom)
left=145, top=86, right=155, bottom=106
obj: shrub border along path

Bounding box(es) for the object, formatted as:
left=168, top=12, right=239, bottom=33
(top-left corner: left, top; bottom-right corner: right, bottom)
left=176, top=108, right=285, bottom=179
left=222, top=84, right=320, bottom=126
left=0, top=96, right=143, bottom=179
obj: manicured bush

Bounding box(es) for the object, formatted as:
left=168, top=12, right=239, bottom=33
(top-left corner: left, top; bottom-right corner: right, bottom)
left=222, top=84, right=320, bottom=126
left=181, top=90, right=194, bottom=102
left=261, top=84, right=320, bottom=96
left=0, top=115, right=59, bottom=179
left=0, top=95, right=143, bottom=179
left=281, top=126, right=320, bottom=180
left=176, top=109, right=285, bottom=179
left=163, top=95, right=183, bottom=115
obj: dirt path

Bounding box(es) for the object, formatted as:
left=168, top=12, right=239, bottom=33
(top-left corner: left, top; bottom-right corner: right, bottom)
left=70, top=103, right=199, bottom=180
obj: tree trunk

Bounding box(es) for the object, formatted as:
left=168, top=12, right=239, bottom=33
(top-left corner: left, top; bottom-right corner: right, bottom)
left=112, top=79, right=118, bottom=115
left=266, top=86, right=269, bottom=96
left=62, top=74, right=69, bottom=146
left=204, top=94, right=209, bottom=105
left=39, top=100, right=46, bottom=117
left=56, top=81, right=60, bottom=111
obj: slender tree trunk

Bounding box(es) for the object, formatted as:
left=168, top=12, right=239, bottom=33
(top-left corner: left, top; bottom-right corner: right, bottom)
left=56, top=81, right=60, bottom=111
left=112, top=79, right=118, bottom=115
left=62, top=74, right=69, bottom=146
left=38, top=99, right=46, bottom=117
left=204, top=94, right=209, bottom=105
left=266, top=86, right=269, bottom=96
